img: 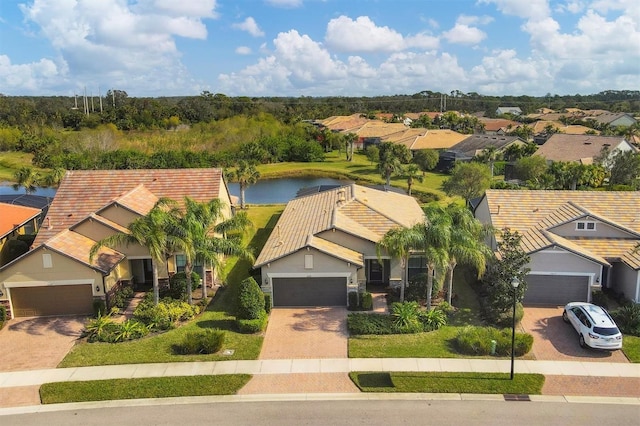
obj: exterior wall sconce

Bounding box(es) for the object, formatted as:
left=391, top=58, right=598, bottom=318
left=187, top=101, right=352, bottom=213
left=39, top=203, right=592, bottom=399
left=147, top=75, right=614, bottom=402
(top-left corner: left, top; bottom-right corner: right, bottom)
left=264, top=278, right=268, bottom=285
left=595, top=276, right=600, bottom=284
left=95, top=285, right=100, bottom=292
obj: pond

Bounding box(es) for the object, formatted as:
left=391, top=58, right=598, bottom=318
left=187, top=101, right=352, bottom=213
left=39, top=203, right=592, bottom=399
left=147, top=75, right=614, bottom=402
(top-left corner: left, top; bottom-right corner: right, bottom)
left=0, top=177, right=353, bottom=204
left=227, top=177, right=353, bottom=204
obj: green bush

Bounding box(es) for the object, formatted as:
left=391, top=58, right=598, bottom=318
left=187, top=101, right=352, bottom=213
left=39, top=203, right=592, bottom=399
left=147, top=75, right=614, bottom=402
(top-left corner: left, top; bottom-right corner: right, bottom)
left=360, top=292, right=373, bottom=310
left=611, top=304, right=640, bottom=336
left=110, top=285, right=135, bottom=310
left=347, top=313, right=397, bottom=335
left=83, top=313, right=119, bottom=343
left=0, top=305, right=6, bottom=330
left=93, top=299, right=107, bottom=317
left=391, top=302, right=422, bottom=333
left=236, top=312, right=268, bottom=333
left=264, top=293, right=272, bottom=314
left=133, top=297, right=200, bottom=330
left=454, top=326, right=533, bottom=356
left=591, top=290, right=609, bottom=309
left=348, top=291, right=359, bottom=310
left=113, top=320, right=149, bottom=342
left=419, top=309, right=447, bottom=331
left=492, top=303, right=524, bottom=328
left=178, top=329, right=225, bottom=354
left=168, top=271, right=201, bottom=301
left=236, top=277, right=265, bottom=320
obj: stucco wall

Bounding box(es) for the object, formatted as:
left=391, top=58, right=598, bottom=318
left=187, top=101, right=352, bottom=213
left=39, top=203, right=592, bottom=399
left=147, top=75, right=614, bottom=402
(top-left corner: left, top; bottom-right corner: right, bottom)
left=529, top=248, right=601, bottom=277
left=98, top=205, right=140, bottom=228
left=317, top=229, right=377, bottom=256
left=261, top=247, right=355, bottom=275
left=613, top=262, right=640, bottom=303
left=550, top=220, right=634, bottom=239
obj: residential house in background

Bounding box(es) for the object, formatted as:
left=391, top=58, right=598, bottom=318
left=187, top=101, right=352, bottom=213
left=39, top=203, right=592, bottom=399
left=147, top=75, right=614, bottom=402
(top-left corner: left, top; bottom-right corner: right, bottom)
left=475, top=190, right=640, bottom=305
left=496, top=106, right=522, bottom=116
left=437, top=135, right=525, bottom=171
left=477, top=117, right=520, bottom=135
left=534, top=134, right=637, bottom=165
left=584, top=112, right=637, bottom=129
left=0, top=168, right=233, bottom=318
left=254, top=184, right=425, bottom=307
left=0, top=203, right=42, bottom=267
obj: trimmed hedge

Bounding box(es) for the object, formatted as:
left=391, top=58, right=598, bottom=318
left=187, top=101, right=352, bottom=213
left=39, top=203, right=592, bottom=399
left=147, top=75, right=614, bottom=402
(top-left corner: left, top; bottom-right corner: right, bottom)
left=348, top=313, right=397, bottom=335
left=236, top=277, right=265, bottom=320
left=236, top=312, right=268, bottom=334
left=454, top=326, right=533, bottom=357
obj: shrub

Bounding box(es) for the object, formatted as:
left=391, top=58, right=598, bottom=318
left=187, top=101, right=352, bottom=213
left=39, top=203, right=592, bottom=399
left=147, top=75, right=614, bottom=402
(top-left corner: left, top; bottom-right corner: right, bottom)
left=419, top=309, right=447, bottom=331
left=591, top=290, right=609, bottom=309
left=0, top=305, right=6, bottom=330
left=168, top=271, right=201, bottom=301
left=178, top=329, right=225, bottom=354
left=264, top=293, right=272, bottom=314
left=348, top=291, right=359, bottom=310
left=83, top=313, right=119, bottom=343
left=347, top=313, right=396, bottom=335
left=492, top=303, right=524, bottom=328
left=133, top=297, right=200, bottom=330
left=92, top=299, right=107, bottom=317
left=236, top=312, right=268, bottom=334
left=360, top=292, right=373, bottom=310
left=113, top=320, right=149, bottom=342
left=236, top=277, right=265, bottom=320
left=110, top=285, right=135, bottom=310
left=391, top=302, right=422, bottom=333
left=611, top=304, right=640, bottom=336
left=454, top=326, right=533, bottom=356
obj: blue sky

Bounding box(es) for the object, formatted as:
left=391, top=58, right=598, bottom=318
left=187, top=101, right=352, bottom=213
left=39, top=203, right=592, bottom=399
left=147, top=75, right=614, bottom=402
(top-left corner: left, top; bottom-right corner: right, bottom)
left=0, top=0, right=638, bottom=97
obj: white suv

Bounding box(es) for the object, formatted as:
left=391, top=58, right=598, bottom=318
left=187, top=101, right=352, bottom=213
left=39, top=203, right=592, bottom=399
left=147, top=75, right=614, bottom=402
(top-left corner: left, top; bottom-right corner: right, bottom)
left=562, top=302, right=623, bottom=350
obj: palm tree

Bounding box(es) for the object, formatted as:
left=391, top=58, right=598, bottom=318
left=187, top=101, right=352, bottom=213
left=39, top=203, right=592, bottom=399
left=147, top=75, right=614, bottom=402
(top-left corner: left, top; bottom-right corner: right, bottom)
left=378, top=142, right=411, bottom=186
left=376, top=226, right=421, bottom=302
left=227, top=160, right=260, bottom=209
left=166, top=197, right=254, bottom=305
left=404, top=164, right=424, bottom=196
left=443, top=203, right=494, bottom=305
left=13, top=166, right=41, bottom=194
left=42, top=167, right=66, bottom=187
left=90, top=203, right=174, bottom=306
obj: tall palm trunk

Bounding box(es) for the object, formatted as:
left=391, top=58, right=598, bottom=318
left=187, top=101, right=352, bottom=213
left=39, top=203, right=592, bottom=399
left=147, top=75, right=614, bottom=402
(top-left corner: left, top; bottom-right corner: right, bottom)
left=446, top=260, right=457, bottom=305
left=152, top=261, right=160, bottom=305
left=400, top=256, right=407, bottom=302
left=426, top=265, right=435, bottom=310
left=185, top=263, right=193, bottom=305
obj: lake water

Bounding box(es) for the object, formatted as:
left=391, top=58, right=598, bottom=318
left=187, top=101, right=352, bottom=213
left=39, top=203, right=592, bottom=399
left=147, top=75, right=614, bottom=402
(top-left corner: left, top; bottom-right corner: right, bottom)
left=228, top=177, right=352, bottom=204
left=0, top=177, right=352, bottom=204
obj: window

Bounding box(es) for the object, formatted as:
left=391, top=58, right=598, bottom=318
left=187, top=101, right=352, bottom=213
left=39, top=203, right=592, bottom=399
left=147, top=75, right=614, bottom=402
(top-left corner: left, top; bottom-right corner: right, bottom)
left=42, top=253, right=52, bottom=268
left=408, top=256, right=427, bottom=280
left=175, top=255, right=204, bottom=279
left=304, top=255, right=313, bottom=269
left=576, top=221, right=596, bottom=231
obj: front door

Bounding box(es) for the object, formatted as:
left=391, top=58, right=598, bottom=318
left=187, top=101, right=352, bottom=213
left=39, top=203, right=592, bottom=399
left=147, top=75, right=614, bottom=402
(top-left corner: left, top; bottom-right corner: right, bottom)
left=367, top=259, right=390, bottom=285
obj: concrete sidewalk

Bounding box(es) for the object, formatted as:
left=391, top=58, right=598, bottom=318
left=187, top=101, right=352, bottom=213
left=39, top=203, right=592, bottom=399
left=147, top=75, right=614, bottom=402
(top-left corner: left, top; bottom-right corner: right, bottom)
left=1, top=358, right=639, bottom=388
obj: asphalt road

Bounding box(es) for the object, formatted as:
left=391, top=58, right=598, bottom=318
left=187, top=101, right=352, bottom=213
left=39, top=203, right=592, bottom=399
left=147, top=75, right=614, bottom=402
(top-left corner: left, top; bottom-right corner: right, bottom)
left=2, top=399, right=639, bottom=426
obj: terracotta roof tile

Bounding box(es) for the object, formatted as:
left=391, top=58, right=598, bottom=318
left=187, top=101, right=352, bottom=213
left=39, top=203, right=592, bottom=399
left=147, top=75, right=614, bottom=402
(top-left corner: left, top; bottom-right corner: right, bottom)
left=0, top=203, right=41, bottom=239
left=534, top=134, right=635, bottom=163
left=45, top=230, right=125, bottom=272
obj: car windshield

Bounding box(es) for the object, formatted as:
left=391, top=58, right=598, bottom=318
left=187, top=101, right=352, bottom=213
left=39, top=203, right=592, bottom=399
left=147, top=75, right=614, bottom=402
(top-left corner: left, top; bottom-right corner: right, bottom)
left=593, top=326, right=620, bottom=336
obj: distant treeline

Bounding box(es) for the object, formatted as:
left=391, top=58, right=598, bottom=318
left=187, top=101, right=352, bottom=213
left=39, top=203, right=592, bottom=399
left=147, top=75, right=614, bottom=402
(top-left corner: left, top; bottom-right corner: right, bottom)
left=0, top=90, right=638, bottom=131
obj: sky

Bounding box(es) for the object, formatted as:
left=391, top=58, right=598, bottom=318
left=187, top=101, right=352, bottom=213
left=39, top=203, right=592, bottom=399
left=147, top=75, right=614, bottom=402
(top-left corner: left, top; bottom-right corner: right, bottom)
left=0, top=0, right=638, bottom=98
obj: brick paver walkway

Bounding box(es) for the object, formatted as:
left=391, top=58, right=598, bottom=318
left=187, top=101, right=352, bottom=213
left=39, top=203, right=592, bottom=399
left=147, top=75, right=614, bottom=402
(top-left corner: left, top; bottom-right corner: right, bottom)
left=542, top=375, right=640, bottom=398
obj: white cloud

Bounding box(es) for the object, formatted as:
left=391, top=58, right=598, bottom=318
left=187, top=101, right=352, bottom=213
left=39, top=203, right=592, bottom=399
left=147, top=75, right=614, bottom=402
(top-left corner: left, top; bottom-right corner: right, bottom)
left=325, top=16, right=405, bottom=53
left=456, top=14, right=494, bottom=25
left=442, top=24, right=487, bottom=45
left=235, top=46, right=252, bottom=55
left=12, top=0, right=218, bottom=95
left=479, top=0, right=551, bottom=20
left=0, top=55, right=64, bottom=93
left=232, top=17, right=265, bottom=37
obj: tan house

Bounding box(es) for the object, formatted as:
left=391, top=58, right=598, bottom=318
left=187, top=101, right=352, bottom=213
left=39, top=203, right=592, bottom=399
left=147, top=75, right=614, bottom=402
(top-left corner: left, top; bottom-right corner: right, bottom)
left=475, top=190, right=640, bottom=305
left=254, top=184, right=424, bottom=307
left=0, top=168, right=233, bottom=318
left=0, top=203, right=42, bottom=267
left=534, top=134, right=637, bottom=164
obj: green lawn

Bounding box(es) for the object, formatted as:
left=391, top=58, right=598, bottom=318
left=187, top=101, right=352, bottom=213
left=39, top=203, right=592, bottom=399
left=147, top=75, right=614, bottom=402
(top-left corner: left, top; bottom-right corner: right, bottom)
left=40, top=375, right=251, bottom=404
left=0, top=151, right=50, bottom=182
left=59, top=205, right=284, bottom=368
left=350, top=372, right=545, bottom=394
left=622, top=335, right=640, bottom=362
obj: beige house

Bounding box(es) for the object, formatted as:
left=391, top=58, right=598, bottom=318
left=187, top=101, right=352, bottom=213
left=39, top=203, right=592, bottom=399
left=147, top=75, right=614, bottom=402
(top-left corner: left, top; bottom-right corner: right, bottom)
left=254, top=184, right=424, bottom=307
left=0, top=168, right=233, bottom=318
left=475, top=190, right=640, bottom=305
left=535, top=134, right=637, bottom=164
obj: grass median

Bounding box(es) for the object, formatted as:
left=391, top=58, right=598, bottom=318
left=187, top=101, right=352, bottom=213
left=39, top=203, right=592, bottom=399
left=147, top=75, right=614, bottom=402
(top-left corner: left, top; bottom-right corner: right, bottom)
left=350, top=372, right=545, bottom=394
left=40, top=375, right=251, bottom=404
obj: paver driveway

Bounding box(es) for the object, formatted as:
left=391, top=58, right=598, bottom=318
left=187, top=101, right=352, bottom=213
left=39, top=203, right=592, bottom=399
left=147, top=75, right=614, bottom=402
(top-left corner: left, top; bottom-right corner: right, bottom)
left=0, top=316, right=86, bottom=372
left=521, top=307, right=629, bottom=363
left=259, top=307, right=349, bottom=359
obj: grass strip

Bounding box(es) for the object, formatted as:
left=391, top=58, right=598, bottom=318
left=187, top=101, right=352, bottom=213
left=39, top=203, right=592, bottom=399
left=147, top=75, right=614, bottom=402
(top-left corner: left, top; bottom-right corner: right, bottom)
left=349, top=371, right=544, bottom=394
left=40, top=374, right=251, bottom=404
left=622, top=335, right=640, bottom=362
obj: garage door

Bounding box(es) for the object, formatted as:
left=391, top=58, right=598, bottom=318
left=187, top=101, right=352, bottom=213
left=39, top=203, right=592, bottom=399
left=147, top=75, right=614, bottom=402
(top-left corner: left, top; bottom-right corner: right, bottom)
left=11, top=284, right=94, bottom=317
left=272, top=277, right=347, bottom=307
left=523, top=275, right=589, bottom=306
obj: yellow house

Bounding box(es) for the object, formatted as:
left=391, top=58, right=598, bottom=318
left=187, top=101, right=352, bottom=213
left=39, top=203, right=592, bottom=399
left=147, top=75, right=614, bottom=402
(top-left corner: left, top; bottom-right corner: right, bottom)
left=0, top=168, right=233, bottom=318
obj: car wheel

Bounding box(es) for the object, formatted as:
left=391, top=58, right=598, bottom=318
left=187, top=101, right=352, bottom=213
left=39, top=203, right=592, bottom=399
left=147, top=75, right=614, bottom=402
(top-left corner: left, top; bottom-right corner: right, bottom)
left=579, top=334, right=586, bottom=348
left=562, top=311, right=569, bottom=323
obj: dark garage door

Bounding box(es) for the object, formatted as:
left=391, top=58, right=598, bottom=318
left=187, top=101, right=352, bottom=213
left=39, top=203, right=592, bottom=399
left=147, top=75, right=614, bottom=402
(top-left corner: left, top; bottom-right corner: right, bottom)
left=523, top=275, right=589, bottom=306
left=11, top=284, right=94, bottom=317
left=272, top=277, right=347, bottom=307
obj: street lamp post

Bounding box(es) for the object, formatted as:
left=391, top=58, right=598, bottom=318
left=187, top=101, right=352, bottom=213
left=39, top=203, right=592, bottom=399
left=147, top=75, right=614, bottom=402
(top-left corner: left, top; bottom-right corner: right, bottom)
left=510, top=277, right=520, bottom=380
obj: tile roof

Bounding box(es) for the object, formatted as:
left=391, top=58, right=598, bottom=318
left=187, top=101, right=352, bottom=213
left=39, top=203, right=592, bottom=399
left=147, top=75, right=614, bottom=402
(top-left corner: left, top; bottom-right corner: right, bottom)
left=254, top=184, right=424, bottom=267
left=106, top=184, right=159, bottom=215
left=355, top=122, right=409, bottom=138
left=478, top=118, right=520, bottom=132
left=482, top=190, right=640, bottom=270
left=534, top=134, right=634, bottom=163
left=446, top=135, right=523, bottom=157
left=34, top=168, right=224, bottom=246
left=409, top=130, right=468, bottom=150
left=0, top=203, right=41, bottom=239
left=44, top=229, right=125, bottom=273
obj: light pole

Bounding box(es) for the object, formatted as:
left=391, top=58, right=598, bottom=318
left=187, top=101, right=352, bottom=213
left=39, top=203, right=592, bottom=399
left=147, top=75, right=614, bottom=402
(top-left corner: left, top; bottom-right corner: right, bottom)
left=510, top=277, right=520, bottom=380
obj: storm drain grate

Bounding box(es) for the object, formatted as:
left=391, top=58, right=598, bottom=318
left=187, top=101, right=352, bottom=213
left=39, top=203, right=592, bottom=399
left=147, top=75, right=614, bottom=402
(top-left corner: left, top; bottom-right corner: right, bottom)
left=503, top=394, right=531, bottom=402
